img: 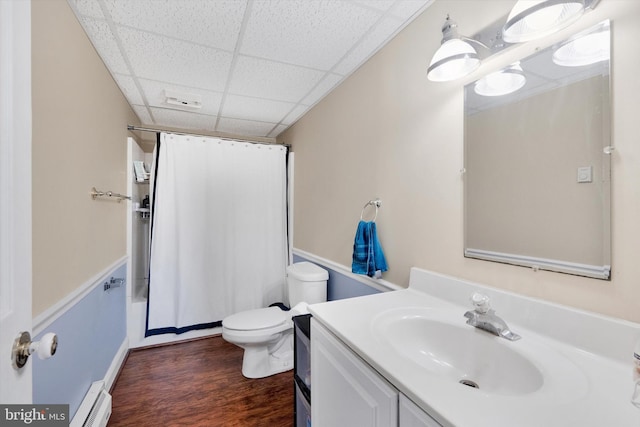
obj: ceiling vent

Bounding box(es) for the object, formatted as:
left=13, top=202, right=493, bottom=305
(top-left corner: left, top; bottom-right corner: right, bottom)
left=163, top=89, right=202, bottom=110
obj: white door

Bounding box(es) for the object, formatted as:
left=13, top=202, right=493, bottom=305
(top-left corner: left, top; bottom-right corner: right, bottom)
left=0, top=0, right=33, bottom=403
left=399, top=395, right=443, bottom=427
left=311, top=319, right=398, bottom=427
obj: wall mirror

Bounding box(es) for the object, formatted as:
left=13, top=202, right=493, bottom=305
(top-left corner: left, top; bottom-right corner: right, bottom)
left=464, top=20, right=611, bottom=280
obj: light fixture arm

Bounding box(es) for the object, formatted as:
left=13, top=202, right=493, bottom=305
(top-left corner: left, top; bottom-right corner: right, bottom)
left=439, top=14, right=458, bottom=43
left=460, top=36, right=490, bottom=52
left=439, top=15, right=491, bottom=52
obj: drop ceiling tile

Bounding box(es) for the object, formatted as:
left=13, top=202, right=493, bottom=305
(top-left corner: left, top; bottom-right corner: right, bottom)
left=268, top=124, right=289, bottom=138
left=334, top=16, right=401, bottom=75
left=353, top=0, right=396, bottom=12
left=301, top=73, right=344, bottom=106
left=217, top=117, right=277, bottom=138
left=117, top=27, right=233, bottom=91
left=68, top=0, right=104, bottom=19
left=390, top=0, right=433, bottom=20
left=222, top=95, right=296, bottom=124
left=69, top=0, right=434, bottom=138
left=139, top=79, right=222, bottom=116
left=281, top=104, right=309, bottom=126
left=229, top=56, right=325, bottom=103
left=79, top=18, right=129, bottom=74
left=132, top=105, right=153, bottom=125
left=150, top=108, right=217, bottom=131
left=102, top=0, right=246, bottom=51
left=112, top=74, right=144, bottom=105
left=241, top=0, right=381, bottom=70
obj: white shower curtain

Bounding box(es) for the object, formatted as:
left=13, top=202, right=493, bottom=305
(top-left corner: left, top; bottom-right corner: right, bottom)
left=146, top=133, right=288, bottom=336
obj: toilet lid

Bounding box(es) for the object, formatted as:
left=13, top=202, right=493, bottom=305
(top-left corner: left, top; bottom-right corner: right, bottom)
left=223, top=306, right=288, bottom=331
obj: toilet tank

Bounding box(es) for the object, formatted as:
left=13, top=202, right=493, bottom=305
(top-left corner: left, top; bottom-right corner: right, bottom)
left=287, top=262, right=329, bottom=307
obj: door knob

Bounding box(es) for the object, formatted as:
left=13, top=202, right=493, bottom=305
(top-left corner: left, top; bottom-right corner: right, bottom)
left=11, top=331, right=58, bottom=370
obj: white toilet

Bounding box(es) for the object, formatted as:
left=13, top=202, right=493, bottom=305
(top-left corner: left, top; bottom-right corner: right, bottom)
left=222, top=262, right=328, bottom=378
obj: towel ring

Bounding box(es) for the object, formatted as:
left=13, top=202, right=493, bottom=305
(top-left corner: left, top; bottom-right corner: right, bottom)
left=360, top=199, right=382, bottom=222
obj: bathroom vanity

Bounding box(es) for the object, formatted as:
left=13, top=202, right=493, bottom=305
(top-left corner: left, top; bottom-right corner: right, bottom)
left=309, top=268, right=640, bottom=427
left=311, top=317, right=440, bottom=426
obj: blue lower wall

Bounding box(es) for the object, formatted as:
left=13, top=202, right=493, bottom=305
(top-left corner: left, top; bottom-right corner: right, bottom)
left=33, top=262, right=127, bottom=419
left=31, top=256, right=373, bottom=417
left=293, top=254, right=382, bottom=301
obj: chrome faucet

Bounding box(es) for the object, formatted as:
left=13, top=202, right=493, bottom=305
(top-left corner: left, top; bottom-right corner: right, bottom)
left=464, top=292, right=521, bottom=341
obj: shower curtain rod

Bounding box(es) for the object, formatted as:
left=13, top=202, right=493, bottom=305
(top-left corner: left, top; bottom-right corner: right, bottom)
left=127, top=125, right=290, bottom=149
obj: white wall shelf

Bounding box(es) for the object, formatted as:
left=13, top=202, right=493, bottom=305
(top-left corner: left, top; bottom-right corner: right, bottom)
left=134, top=208, right=150, bottom=220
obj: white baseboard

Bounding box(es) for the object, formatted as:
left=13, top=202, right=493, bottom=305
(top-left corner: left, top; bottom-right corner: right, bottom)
left=293, top=248, right=402, bottom=292
left=33, top=256, right=128, bottom=336
left=104, top=337, right=129, bottom=392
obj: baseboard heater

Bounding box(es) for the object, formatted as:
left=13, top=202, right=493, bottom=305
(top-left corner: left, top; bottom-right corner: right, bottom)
left=71, top=381, right=112, bottom=427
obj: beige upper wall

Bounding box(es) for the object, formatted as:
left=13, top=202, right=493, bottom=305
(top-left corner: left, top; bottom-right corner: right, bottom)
left=278, top=0, right=640, bottom=322
left=32, top=0, right=140, bottom=316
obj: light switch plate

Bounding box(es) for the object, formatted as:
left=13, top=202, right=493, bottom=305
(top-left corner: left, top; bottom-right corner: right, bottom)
left=577, top=166, right=593, bottom=183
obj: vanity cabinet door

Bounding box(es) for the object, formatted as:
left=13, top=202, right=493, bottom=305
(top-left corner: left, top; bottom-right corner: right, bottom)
left=311, top=319, right=398, bottom=427
left=399, top=394, right=443, bottom=427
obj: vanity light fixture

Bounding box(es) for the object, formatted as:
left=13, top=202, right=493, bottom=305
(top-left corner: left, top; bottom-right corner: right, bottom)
left=552, top=20, right=610, bottom=66
left=503, top=0, right=600, bottom=43
left=428, top=1, right=600, bottom=82
left=474, top=62, right=527, bottom=97
left=427, top=15, right=481, bottom=82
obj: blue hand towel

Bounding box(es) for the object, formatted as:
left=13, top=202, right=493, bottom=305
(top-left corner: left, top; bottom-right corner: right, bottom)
left=352, top=220, right=388, bottom=277
left=352, top=221, right=370, bottom=275
left=370, top=222, right=388, bottom=274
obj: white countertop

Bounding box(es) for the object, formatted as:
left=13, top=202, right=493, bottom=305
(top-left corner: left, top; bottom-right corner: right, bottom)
left=309, top=268, right=640, bottom=427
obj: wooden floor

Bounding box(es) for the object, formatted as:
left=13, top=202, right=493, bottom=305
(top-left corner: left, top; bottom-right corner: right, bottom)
left=108, top=336, right=294, bottom=427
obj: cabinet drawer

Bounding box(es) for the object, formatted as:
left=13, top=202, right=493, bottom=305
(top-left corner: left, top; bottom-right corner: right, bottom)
left=294, top=314, right=312, bottom=390
left=295, top=382, right=312, bottom=427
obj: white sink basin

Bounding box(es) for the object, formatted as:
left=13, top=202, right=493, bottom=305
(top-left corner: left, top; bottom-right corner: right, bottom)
left=372, top=307, right=565, bottom=396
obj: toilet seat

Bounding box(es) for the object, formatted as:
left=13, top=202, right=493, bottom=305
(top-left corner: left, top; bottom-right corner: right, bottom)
left=223, top=306, right=288, bottom=331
